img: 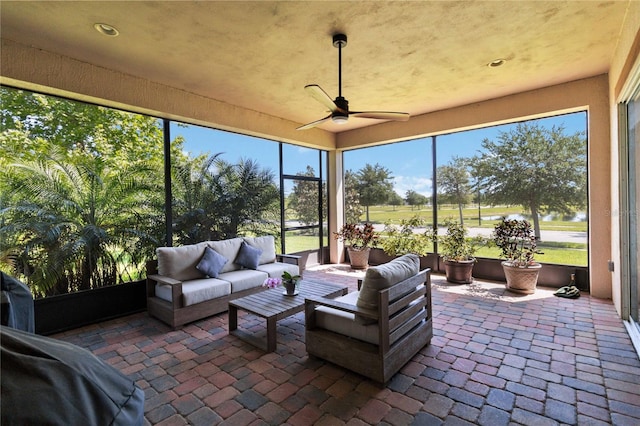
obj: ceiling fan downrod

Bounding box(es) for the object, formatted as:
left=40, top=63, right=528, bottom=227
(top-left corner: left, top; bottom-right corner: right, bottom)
left=333, top=33, right=347, bottom=98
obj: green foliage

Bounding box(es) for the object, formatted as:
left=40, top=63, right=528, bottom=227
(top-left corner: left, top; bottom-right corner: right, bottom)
left=344, top=170, right=364, bottom=224
left=1, top=148, right=163, bottom=296
left=172, top=154, right=279, bottom=244
left=282, top=270, right=301, bottom=283
left=474, top=122, right=587, bottom=238
left=288, top=165, right=326, bottom=226
left=380, top=215, right=433, bottom=256
left=437, top=157, right=472, bottom=224
left=354, top=163, right=395, bottom=222
left=437, top=218, right=486, bottom=262
left=334, top=223, right=379, bottom=249
left=0, top=87, right=281, bottom=297
left=388, top=192, right=404, bottom=209
left=492, top=218, right=542, bottom=267
left=405, top=190, right=428, bottom=209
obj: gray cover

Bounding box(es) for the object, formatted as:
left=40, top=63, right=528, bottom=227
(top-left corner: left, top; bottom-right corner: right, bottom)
left=1, top=272, right=35, bottom=333
left=1, top=326, right=144, bottom=425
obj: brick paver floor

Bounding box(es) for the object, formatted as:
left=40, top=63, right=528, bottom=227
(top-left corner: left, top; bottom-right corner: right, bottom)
left=55, top=265, right=640, bottom=425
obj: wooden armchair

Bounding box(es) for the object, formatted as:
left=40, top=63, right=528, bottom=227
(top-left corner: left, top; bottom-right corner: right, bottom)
left=305, top=264, right=432, bottom=383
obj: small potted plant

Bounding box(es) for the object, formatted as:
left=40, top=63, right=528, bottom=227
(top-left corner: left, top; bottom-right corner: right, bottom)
left=437, top=218, right=486, bottom=284
left=492, top=217, right=543, bottom=294
left=334, top=222, right=379, bottom=269
left=263, top=270, right=301, bottom=296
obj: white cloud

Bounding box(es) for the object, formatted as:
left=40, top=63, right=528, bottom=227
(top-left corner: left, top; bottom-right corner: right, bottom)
left=393, top=175, right=432, bottom=198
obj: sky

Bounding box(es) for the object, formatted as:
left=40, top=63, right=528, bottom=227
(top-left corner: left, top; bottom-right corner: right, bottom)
left=172, top=111, right=587, bottom=197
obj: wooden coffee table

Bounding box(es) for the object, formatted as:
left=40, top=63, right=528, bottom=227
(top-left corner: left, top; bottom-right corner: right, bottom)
left=228, top=280, right=348, bottom=352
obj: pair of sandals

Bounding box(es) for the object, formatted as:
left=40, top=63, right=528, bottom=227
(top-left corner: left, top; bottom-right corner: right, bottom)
left=554, top=285, right=580, bottom=298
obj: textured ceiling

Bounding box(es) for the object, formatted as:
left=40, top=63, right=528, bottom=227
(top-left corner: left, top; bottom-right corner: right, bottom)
left=0, top=1, right=632, bottom=132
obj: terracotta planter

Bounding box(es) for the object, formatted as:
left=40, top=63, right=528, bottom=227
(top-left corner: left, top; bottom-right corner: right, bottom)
left=502, top=261, right=542, bottom=294
left=347, top=247, right=371, bottom=270
left=444, top=259, right=475, bottom=284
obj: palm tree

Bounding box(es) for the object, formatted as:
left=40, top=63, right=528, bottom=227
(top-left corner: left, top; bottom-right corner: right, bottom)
left=0, top=149, right=162, bottom=297
left=172, top=154, right=279, bottom=245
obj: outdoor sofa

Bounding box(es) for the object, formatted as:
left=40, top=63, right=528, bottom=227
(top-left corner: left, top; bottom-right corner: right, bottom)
left=146, top=236, right=300, bottom=328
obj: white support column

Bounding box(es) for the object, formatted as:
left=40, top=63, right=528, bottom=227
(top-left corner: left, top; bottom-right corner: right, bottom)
left=328, top=150, right=345, bottom=264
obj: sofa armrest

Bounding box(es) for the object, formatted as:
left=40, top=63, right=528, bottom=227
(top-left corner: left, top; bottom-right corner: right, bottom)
left=276, top=254, right=301, bottom=265
left=148, top=274, right=181, bottom=286
left=146, top=274, right=183, bottom=309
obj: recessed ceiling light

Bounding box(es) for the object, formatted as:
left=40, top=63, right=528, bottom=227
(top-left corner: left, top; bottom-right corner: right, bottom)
left=487, top=58, right=506, bottom=68
left=94, top=23, right=119, bottom=37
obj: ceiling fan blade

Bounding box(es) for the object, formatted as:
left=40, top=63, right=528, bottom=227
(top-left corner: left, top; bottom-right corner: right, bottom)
left=350, top=111, right=410, bottom=121
left=296, top=113, right=332, bottom=130
left=304, top=84, right=342, bottom=113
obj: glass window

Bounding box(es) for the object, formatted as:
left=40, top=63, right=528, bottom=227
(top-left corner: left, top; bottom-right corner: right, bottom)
left=0, top=87, right=165, bottom=297
left=169, top=123, right=281, bottom=245
left=343, top=139, right=433, bottom=226
left=438, top=113, right=588, bottom=266
left=342, top=112, right=588, bottom=267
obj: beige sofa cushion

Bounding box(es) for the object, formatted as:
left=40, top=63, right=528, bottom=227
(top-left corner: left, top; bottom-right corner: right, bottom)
left=356, top=254, right=420, bottom=323
left=208, top=238, right=243, bottom=273
left=157, top=242, right=208, bottom=281
left=218, top=269, right=268, bottom=293
left=155, top=278, right=231, bottom=306
left=314, top=291, right=379, bottom=345
left=243, top=236, right=277, bottom=265
left=256, top=262, right=299, bottom=278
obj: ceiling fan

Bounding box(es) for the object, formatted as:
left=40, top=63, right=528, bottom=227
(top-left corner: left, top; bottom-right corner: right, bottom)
left=297, top=33, right=410, bottom=130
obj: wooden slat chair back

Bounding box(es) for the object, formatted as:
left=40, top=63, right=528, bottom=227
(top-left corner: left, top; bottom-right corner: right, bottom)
left=305, top=268, right=432, bottom=383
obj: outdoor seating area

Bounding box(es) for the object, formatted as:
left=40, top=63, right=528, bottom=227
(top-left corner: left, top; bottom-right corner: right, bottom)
left=53, top=266, right=640, bottom=425
left=2, top=3, right=640, bottom=424
left=146, top=236, right=301, bottom=328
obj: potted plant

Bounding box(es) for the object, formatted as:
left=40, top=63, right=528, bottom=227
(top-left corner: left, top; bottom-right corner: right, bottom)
left=380, top=215, right=432, bottom=257
left=334, top=222, right=379, bottom=269
left=437, top=218, right=486, bottom=284
left=492, top=217, right=542, bottom=294
left=263, top=270, right=301, bottom=296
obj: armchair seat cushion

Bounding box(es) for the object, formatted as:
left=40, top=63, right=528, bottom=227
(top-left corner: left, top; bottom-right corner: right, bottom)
left=314, top=291, right=379, bottom=345
left=218, top=269, right=268, bottom=292
left=156, top=278, right=231, bottom=306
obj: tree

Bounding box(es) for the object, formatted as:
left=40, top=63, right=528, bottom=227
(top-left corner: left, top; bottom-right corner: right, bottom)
left=355, top=163, right=395, bottom=222
left=405, top=190, right=428, bottom=210
left=475, top=122, right=586, bottom=239
left=344, top=170, right=364, bottom=224
left=0, top=87, right=167, bottom=296
left=388, top=192, right=404, bottom=210
left=172, top=154, right=279, bottom=244
left=437, top=157, right=472, bottom=225
left=0, top=149, right=161, bottom=297
left=288, top=165, right=326, bottom=227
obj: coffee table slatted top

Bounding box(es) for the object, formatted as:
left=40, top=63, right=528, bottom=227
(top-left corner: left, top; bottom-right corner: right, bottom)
left=228, top=279, right=348, bottom=352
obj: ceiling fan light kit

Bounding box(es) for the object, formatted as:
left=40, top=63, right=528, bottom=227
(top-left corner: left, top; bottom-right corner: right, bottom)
left=297, top=33, right=410, bottom=130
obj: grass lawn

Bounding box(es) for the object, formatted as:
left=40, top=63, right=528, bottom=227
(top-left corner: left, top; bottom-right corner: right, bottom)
left=362, top=204, right=588, bottom=232
left=285, top=204, right=588, bottom=266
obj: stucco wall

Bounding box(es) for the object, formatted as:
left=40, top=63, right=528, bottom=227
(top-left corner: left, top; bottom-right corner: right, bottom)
left=0, top=38, right=336, bottom=151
